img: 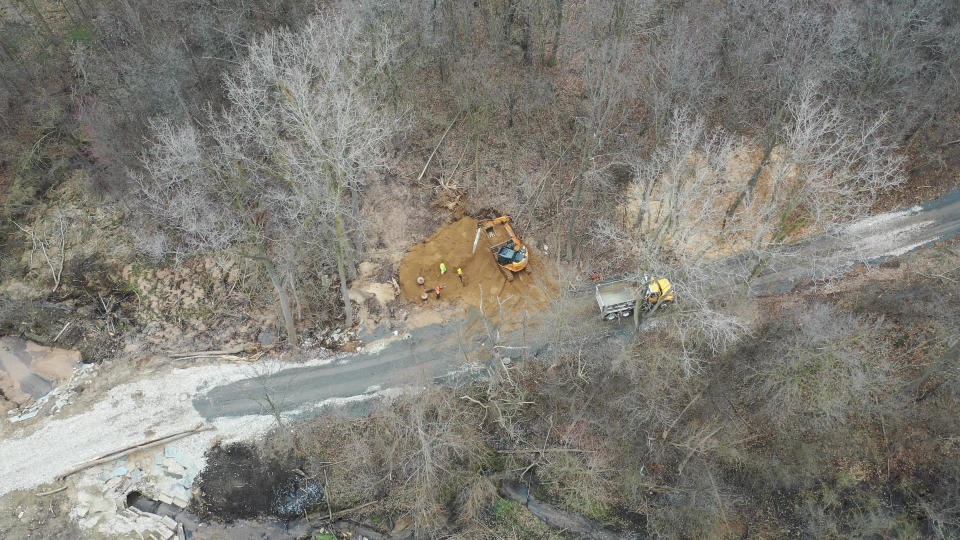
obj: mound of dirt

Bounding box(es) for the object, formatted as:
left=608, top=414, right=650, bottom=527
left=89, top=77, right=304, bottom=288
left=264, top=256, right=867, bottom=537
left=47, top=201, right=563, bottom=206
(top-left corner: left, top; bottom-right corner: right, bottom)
left=398, top=217, right=555, bottom=315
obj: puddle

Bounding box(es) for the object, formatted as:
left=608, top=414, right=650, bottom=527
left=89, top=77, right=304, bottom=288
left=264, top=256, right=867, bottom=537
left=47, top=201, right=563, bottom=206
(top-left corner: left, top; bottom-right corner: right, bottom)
left=0, top=337, right=80, bottom=406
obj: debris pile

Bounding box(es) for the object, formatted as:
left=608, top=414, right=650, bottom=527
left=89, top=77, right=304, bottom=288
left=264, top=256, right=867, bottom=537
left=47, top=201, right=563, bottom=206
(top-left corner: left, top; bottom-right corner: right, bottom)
left=6, top=361, right=96, bottom=423
left=72, top=469, right=181, bottom=539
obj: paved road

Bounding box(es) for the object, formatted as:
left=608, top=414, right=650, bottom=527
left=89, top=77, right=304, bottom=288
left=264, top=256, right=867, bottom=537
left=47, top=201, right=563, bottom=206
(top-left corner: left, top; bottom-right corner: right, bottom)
left=195, top=187, right=960, bottom=421
left=194, top=310, right=491, bottom=420
left=751, top=188, right=960, bottom=294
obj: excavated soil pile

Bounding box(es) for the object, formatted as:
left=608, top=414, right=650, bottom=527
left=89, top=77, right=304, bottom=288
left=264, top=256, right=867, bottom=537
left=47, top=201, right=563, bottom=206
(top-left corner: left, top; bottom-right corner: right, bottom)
left=398, top=217, right=554, bottom=314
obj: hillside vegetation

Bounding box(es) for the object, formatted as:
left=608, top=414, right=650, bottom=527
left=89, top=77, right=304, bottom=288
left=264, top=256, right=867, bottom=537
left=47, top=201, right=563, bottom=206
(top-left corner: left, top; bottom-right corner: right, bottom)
left=1, top=0, right=959, bottom=537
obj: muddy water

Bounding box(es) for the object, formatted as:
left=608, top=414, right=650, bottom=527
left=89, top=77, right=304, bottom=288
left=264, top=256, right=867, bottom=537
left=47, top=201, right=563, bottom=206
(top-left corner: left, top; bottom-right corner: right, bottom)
left=0, top=337, right=80, bottom=405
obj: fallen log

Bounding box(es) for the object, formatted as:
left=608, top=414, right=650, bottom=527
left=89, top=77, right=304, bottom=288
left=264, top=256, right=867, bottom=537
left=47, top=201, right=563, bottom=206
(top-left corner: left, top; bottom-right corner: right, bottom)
left=499, top=480, right=630, bottom=540
left=37, top=486, right=67, bottom=497
left=58, top=424, right=214, bottom=480
left=168, top=343, right=257, bottom=358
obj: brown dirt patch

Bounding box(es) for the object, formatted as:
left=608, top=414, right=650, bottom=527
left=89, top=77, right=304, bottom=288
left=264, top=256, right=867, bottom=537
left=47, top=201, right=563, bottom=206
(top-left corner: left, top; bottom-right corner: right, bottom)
left=398, top=217, right=556, bottom=315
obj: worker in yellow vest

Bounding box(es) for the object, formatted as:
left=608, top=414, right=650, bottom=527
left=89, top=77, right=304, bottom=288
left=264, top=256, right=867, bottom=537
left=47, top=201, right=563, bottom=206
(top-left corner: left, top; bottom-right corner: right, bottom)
left=439, top=262, right=447, bottom=277
left=457, top=267, right=464, bottom=286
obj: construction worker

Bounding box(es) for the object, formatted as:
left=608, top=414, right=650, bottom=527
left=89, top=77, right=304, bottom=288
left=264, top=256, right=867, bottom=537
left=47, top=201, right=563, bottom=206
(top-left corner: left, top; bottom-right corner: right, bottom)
left=434, top=286, right=442, bottom=299
left=457, top=267, right=464, bottom=286
left=439, top=262, right=447, bottom=276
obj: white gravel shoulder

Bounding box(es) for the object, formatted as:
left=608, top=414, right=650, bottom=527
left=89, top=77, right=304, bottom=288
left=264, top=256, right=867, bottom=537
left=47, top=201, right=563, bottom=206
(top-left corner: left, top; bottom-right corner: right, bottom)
left=0, top=353, right=345, bottom=498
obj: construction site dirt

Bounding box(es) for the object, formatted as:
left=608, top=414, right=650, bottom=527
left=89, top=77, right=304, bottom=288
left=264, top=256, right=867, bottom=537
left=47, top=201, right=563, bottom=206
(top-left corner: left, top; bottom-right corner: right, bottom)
left=397, top=216, right=556, bottom=316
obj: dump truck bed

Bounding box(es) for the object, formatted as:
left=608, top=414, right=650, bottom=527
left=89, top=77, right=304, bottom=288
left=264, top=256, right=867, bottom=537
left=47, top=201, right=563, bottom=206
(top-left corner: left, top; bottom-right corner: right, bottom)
left=595, top=280, right=636, bottom=309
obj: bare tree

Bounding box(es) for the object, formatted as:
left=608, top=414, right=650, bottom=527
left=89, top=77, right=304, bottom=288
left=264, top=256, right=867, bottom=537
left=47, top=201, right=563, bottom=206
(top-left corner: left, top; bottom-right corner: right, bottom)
left=587, top=111, right=750, bottom=369
left=564, top=1, right=635, bottom=262
left=621, top=109, right=735, bottom=264
left=727, top=82, right=905, bottom=276
left=135, top=10, right=402, bottom=342
left=13, top=212, right=68, bottom=293
left=745, top=304, right=893, bottom=433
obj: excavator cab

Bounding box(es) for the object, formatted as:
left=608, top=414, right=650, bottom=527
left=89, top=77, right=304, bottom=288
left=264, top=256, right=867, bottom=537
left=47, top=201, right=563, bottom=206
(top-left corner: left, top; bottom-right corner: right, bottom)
left=496, top=241, right=527, bottom=267
left=474, top=215, right=529, bottom=281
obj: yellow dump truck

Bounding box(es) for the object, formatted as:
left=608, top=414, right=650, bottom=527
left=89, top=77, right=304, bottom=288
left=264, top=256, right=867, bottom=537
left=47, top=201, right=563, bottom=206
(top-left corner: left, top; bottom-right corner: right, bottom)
left=595, top=276, right=674, bottom=321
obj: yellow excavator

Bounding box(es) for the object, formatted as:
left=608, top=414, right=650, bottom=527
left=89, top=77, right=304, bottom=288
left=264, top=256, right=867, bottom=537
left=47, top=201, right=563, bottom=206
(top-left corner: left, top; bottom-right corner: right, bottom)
left=473, top=215, right=529, bottom=281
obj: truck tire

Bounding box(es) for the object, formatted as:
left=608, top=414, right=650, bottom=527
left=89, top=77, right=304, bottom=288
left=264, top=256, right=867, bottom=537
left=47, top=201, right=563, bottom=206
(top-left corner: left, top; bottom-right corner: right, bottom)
left=604, top=312, right=618, bottom=321
left=620, top=310, right=633, bottom=318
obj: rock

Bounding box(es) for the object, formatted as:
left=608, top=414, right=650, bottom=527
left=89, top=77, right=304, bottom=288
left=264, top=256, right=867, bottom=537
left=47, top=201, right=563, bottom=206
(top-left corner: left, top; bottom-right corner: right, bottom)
left=166, top=462, right=185, bottom=477
left=160, top=516, right=177, bottom=530
left=103, top=476, right=124, bottom=492
left=257, top=329, right=279, bottom=346
left=357, top=261, right=379, bottom=279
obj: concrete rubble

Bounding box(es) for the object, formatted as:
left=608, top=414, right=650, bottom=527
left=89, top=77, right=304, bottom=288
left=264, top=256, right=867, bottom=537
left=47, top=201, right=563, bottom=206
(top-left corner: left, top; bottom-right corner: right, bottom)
left=73, top=472, right=178, bottom=539
left=71, top=439, right=203, bottom=538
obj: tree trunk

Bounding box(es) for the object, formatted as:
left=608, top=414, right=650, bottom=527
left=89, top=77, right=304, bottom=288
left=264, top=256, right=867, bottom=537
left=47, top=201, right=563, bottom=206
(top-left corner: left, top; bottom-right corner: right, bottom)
left=264, top=258, right=298, bottom=346
left=565, top=172, right=584, bottom=262
left=520, top=15, right=532, bottom=65
left=722, top=133, right=776, bottom=231
left=565, top=141, right=591, bottom=262
left=546, top=0, right=563, bottom=66
left=335, top=213, right=355, bottom=326
left=503, top=0, right=518, bottom=42
left=349, top=182, right=364, bottom=254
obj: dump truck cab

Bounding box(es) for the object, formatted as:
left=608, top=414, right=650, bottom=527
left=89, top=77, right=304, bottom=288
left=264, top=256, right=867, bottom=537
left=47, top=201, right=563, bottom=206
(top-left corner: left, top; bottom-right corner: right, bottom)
left=646, top=278, right=674, bottom=304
